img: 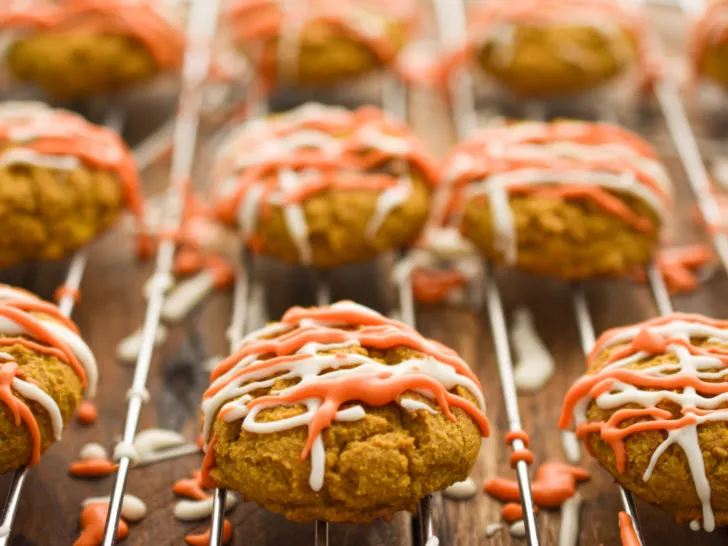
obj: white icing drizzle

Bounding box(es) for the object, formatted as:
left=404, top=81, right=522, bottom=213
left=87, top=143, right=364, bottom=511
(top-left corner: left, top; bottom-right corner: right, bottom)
left=561, top=431, right=581, bottom=464
left=173, top=492, right=238, bottom=522
left=511, top=308, right=555, bottom=393
left=116, top=325, right=168, bottom=363
left=566, top=315, right=728, bottom=532
left=399, top=397, right=437, bottom=414
left=558, top=493, right=583, bottom=546
left=486, top=522, right=504, bottom=537
left=442, top=477, right=478, bottom=501
left=80, top=442, right=109, bottom=461
left=133, top=428, right=186, bottom=459
left=82, top=494, right=147, bottom=522
left=212, top=103, right=436, bottom=264
left=161, top=270, right=215, bottom=323
left=424, top=537, right=439, bottom=546
left=510, top=520, right=526, bottom=538
left=443, top=121, right=672, bottom=267
left=202, top=301, right=487, bottom=493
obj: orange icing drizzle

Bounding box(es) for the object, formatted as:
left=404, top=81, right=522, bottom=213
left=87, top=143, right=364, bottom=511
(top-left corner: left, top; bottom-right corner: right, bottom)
left=0, top=104, right=147, bottom=247
left=502, top=502, right=540, bottom=522
left=69, top=457, right=118, bottom=478
left=633, top=244, right=714, bottom=295
left=504, top=430, right=530, bottom=447
left=411, top=268, right=466, bottom=305
left=509, top=449, right=535, bottom=468
left=55, top=285, right=81, bottom=304
left=484, top=461, right=591, bottom=509
left=559, top=313, right=728, bottom=474
left=185, top=520, right=233, bottom=546
left=0, top=361, right=41, bottom=464
left=619, top=511, right=640, bottom=546
left=438, top=0, right=661, bottom=90
left=212, top=105, right=440, bottom=227
left=689, top=0, right=728, bottom=82
left=199, top=435, right=218, bottom=489
left=174, top=471, right=211, bottom=501
left=74, top=502, right=128, bottom=546
left=77, top=400, right=98, bottom=425
left=441, top=120, right=671, bottom=233
left=0, top=0, right=184, bottom=71
left=225, top=0, right=417, bottom=84
left=201, top=301, right=488, bottom=488
left=0, top=285, right=91, bottom=466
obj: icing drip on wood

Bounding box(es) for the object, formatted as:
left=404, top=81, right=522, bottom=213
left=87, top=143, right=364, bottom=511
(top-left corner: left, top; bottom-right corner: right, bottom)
left=632, top=244, right=714, bottom=295
left=0, top=101, right=147, bottom=248
left=439, top=0, right=661, bottom=90
left=212, top=103, right=440, bottom=264
left=619, top=511, right=640, bottom=546
left=511, top=307, right=555, bottom=392
left=560, top=313, right=728, bottom=532
left=225, top=0, right=417, bottom=84
left=441, top=120, right=672, bottom=266
left=0, top=0, right=184, bottom=71
left=201, top=300, right=488, bottom=492
left=0, top=285, right=97, bottom=466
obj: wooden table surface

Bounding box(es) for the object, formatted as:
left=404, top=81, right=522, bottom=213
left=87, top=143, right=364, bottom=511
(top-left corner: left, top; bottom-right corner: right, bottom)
left=3, top=3, right=728, bottom=546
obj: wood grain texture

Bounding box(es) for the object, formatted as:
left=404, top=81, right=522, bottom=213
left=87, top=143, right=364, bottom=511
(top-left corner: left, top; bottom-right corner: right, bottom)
left=2, top=3, right=728, bottom=546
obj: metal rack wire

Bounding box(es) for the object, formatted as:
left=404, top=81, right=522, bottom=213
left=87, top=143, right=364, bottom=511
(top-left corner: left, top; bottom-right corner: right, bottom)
left=99, top=0, right=223, bottom=543
left=0, top=106, right=127, bottom=546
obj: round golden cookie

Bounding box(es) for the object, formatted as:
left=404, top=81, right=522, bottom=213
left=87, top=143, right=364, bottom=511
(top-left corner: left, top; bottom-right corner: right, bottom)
left=226, top=0, right=413, bottom=86
left=212, top=103, right=439, bottom=269
left=7, top=34, right=159, bottom=99
left=0, top=285, right=96, bottom=473
left=476, top=25, right=636, bottom=97
left=442, top=120, right=670, bottom=281
left=0, top=101, right=142, bottom=268
left=690, top=1, right=728, bottom=91
left=0, top=0, right=185, bottom=99
left=561, top=314, right=728, bottom=530
left=200, top=301, right=488, bottom=523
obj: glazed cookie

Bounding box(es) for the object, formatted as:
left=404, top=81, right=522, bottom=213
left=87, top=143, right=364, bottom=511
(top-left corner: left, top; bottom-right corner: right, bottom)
left=0, top=285, right=97, bottom=473
left=0, top=101, right=144, bottom=268
left=443, top=0, right=657, bottom=97
left=560, top=313, right=728, bottom=531
left=0, top=0, right=185, bottom=98
left=200, top=301, right=489, bottom=523
left=690, top=0, right=728, bottom=90
left=440, top=120, right=671, bottom=280
left=225, top=0, right=415, bottom=86
left=212, top=102, right=439, bottom=269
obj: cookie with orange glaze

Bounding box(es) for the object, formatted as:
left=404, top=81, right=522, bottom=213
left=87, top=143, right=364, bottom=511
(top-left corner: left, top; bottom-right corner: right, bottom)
left=0, top=101, right=144, bottom=268
left=200, top=300, right=488, bottom=523
left=225, top=0, right=416, bottom=87
left=440, top=120, right=672, bottom=280
left=0, top=0, right=185, bottom=98
left=442, top=0, right=658, bottom=97
left=689, top=0, right=728, bottom=90
left=0, top=284, right=97, bottom=473
left=212, top=103, right=439, bottom=269
left=560, top=313, right=728, bottom=531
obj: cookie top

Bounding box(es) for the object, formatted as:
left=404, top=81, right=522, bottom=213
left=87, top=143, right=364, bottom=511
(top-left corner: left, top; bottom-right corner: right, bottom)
left=0, top=101, right=143, bottom=222
left=442, top=0, right=659, bottom=86
left=201, top=300, right=489, bottom=492
left=225, top=0, right=416, bottom=66
left=212, top=102, right=439, bottom=262
left=689, top=0, right=728, bottom=77
left=0, top=0, right=185, bottom=72
left=559, top=313, right=728, bottom=532
left=0, top=284, right=97, bottom=465
left=440, top=120, right=672, bottom=265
